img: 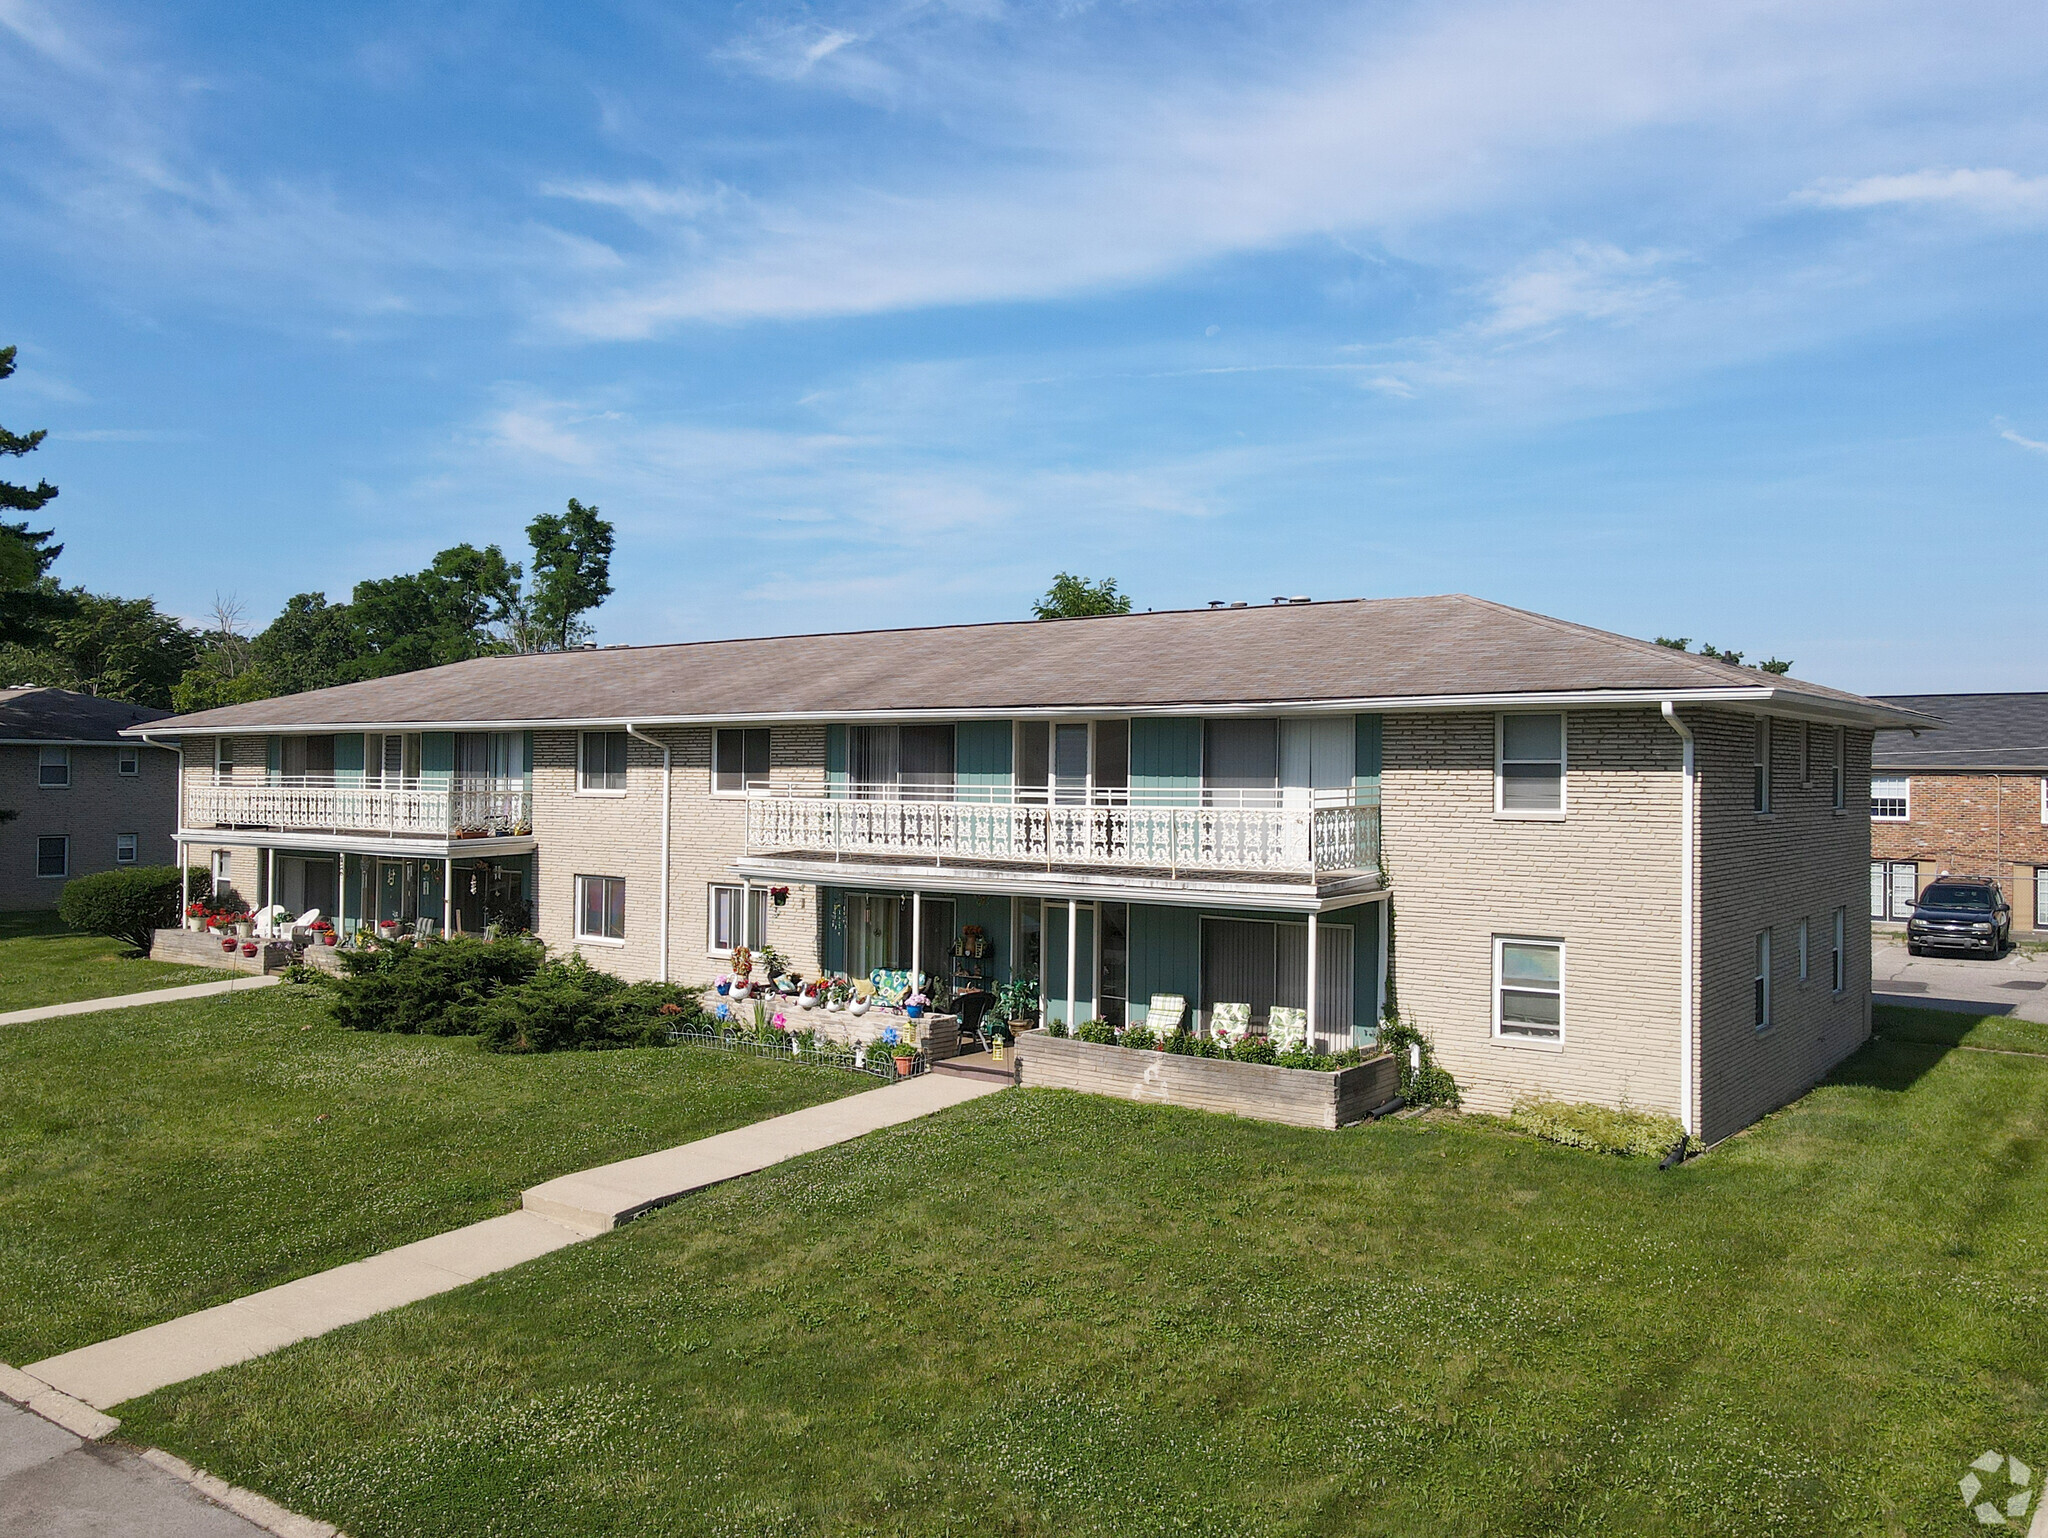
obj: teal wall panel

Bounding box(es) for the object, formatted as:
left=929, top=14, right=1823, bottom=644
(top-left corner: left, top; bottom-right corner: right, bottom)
left=825, top=725, right=847, bottom=796
left=334, top=733, right=365, bottom=783
left=950, top=892, right=1011, bottom=983
left=266, top=735, right=281, bottom=779
left=422, top=732, right=455, bottom=783
left=955, top=721, right=1012, bottom=798
left=1354, top=714, right=1383, bottom=805
left=1128, top=903, right=1201, bottom=1016
left=1130, top=717, right=1202, bottom=804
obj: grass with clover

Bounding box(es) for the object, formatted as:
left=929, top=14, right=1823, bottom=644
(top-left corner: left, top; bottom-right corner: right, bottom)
left=115, top=1004, right=2048, bottom=1538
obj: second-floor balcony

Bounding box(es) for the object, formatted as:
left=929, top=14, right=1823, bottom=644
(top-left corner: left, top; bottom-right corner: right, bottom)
left=743, top=781, right=1381, bottom=881
left=186, top=776, right=532, bottom=842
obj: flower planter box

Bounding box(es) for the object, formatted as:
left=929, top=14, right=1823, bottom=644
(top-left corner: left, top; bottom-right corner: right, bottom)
left=1013, top=1032, right=1397, bottom=1130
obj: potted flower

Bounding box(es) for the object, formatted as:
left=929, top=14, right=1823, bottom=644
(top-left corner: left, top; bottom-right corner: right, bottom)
left=221, top=933, right=238, bottom=953
left=185, top=901, right=208, bottom=932
left=311, top=920, right=337, bottom=947
left=770, top=885, right=790, bottom=909
left=880, top=1027, right=917, bottom=1076
left=715, top=973, right=732, bottom=997
left=847, top=980, right=872, bottom=1017
left=824, top=979, right=848, bottom=1013
left=904, top=988, right=929, bottom=1021
left=240, top=939, right=258, bottom=958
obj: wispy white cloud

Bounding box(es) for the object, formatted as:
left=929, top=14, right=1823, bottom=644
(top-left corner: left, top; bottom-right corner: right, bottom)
left=1998, top=421, right=2048, bottom=454
left=1798, top=167, right=2048, bottom=216
left=1479, top=242, right=1680, bottom=338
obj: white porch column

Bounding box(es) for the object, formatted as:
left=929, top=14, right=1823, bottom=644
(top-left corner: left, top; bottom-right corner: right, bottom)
left=266, top=846, right=276, bottom=912
left=910, top=889, right=922, bottom=982
left=1305, top=909, right=1320, bottom=1053
left=742, top=878, right=754, bottom=948
left=443, top=857, right=454, bottom=936
left=1066, top=898, right=1078, bottom=1029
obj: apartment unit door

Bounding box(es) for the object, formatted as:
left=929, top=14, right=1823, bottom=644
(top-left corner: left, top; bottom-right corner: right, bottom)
left=1870, top=861, right=1919, bottom=921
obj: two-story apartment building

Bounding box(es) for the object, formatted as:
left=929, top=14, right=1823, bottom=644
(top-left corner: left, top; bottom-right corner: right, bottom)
left=1868, top=692, right=2048, bottom=934
left=133, top=596, right=1930, bottom=1142
left=1, top=687, right=177, bottom=909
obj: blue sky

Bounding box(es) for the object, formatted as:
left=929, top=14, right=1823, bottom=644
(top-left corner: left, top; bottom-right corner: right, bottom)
left=1, top=0, right=2043, bottom=692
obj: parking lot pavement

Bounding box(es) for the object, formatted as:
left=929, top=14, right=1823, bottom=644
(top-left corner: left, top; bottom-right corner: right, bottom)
left=1871, top=932, right=2048, bottom=1025
left=0, top=1401, right=270, bottom=1538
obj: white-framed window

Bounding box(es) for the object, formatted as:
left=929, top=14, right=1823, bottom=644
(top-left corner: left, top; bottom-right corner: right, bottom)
left=38, top=746, right=69, bottom=788
left=1493, top=936, right=1563, bottom=1041
left=574, top=875, right=626, bottom=943
left=1752, top=719, right=1771, bottom=814
left=1797, top=918, right=1809, bottom=983
left=713, top=728, right=771, bottom=796
left=578, top=731, right=628, bottom=794
left=118, top=747, right=139, bottom=776
left=1754, top=929, right=1772, bottom=1031
left=367, top=732, right=422, bottom=784
left=1800, top=723, right=1813, bottom=786
left=116, top=833, right=138, bottom=864
left=1871, top=776, right=1909, bottom=822
left=36, top=836, right=68, bottom=878
left=1496, top=713, right=1565, bottom=816
left=708, top=882, right=768, bottom=954
left=1843, top=901, right=1859, bottom=999
left=215, top=738, right=233, bottom=783
left=1832, top=727, right=1846, bottom=812
left=212, top=848, right=232, bottom=887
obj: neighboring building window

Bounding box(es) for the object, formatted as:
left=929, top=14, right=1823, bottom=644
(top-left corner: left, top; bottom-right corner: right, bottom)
left=713, top=728, right=771, bottom=795
left=36, top=836, right=68, bottom=878
left=1832, top=727, right=1845, bottom=812
left=1752, top=720, right=1771, bottom=813
left=1801, top=723, right=1813, bottom=785
left=1493, top=937, right=1563, bottom=1041
left=215, top=739, right=233, bottom=782
left=38, top=746, right=69, bottom=788
left=2041, top=778, right=2047, bottom=825
left=574, top=875, right=626, bottom=941
left=709, top=883, right=769, bottom=953
left=1871, top=776, right=1909, bottom=821
left=212, top=849, right=232, bottom=887
left=116, top=833, right=138, bottom=864
left=1754, top=930, right=1772, bottom=1030
left=578, top=731, right=629, bottom=793
left=1797, top=919, right=1809, bottom=982
left=1496, top=713, right=1565, bottom=815
left=1832, top=907, right=1846, bottom=994
left=119, top=747, right=139, bottom=776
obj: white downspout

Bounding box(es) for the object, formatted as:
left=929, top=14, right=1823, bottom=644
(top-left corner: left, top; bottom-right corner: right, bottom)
left=1660, top=702, right=1697, bottom=1138
left=624, top=724, right=672, bottom=983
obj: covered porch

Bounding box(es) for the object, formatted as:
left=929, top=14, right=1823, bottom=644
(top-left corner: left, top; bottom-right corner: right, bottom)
left=788, top=876, right=1387, bottom=1055
left=179, top=831, right=536, bottom=940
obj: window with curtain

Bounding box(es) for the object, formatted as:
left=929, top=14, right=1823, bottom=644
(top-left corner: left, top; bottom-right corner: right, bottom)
left=714, top=728, right=772, bottom=794
left=1015, top=723, right=1049, bottom=803
left=37, top=746, right=69, bottom=788
left=1871, top=776, right=1908, bottom=821
left=580, top=731, right=628, bottom=793
left=1753, top=719, right=1772, bottom=813
left=1092, top=721, right=1129, bottom=803
left=1204, top=719, right=1279, bottom=807
left=1497, top=714, right=1564, bottom=813
left=709, top=883, right=769, bottom=952
left=899, top=725, right=955, bottom=798
left=116, top=833, right=137, bottom=864
left=1754, top=930, right=1772, bottom=1029
left=576, top=875, right=626, bottom=941
left=36, top=837, right=68, bottom=877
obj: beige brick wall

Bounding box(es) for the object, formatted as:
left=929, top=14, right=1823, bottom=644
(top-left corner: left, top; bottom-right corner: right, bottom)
left=1695, top=713, right=1872, bottom=1143
left=1380, top=707, right=1687, bottom=1122
left=0, top=742, right=179, bottom=909
left=529, top=724, right=827, bottom=985
left=179, top=735, right=271, bottom=909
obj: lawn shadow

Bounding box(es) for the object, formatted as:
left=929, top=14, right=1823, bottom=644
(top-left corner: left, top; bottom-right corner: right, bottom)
left=1830, top=1004, right=2048, bottom=1093
left=0, top=909, right=70, bottom=941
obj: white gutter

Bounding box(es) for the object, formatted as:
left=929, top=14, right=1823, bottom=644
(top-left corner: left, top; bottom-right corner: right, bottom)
left=624, top=724, right=672, bottom=984
left=1660, top=702, right=1697, bottom=1139
left=115, top=687, right=1942, bottom=739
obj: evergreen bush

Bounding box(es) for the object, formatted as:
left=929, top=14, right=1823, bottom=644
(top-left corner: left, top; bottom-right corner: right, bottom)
left=57, top=864, right=196, bottom=951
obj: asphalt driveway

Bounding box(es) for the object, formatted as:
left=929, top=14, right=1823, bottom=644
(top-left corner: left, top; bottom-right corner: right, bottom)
left=1871, top=930, right=2048, bottom=1025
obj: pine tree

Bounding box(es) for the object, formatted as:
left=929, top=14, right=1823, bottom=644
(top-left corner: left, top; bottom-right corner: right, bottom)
left=0, top=345, right=66, bottom=647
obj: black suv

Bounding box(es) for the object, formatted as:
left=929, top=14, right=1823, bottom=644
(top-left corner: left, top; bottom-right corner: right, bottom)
left=1907, top=877, right=2011, bottom=957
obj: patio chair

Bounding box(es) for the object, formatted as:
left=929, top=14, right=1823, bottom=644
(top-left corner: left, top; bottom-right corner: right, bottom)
left=1209, top=1001, right=1252, bottom=1047
left=1143, top=994, right=1187, bottom=1034
left=868, top=969, right=915, bottom=1008
left=1267, top=1006, right=1307, bottom=1054
left=251, top=904, right=291, bottom=939
left=287, top=908, right=321, bottom=946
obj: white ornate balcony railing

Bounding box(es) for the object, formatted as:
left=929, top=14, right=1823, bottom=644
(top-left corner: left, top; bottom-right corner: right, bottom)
left=187, top=776, right=532, bottom=840
left=744, top=784, right=1380, bottom=878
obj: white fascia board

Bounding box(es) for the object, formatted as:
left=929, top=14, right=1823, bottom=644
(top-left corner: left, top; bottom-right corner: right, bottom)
left=729, top=855, right=1386, bottom=913
left=128, top=686, right=1935, bottom=737
left=179, top=829, right=539, bottom=859
left=0, top=737, right=170, bottom=747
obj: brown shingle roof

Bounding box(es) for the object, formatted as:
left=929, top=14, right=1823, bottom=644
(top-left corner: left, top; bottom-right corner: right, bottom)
left=132, top=595, right=1929, bottom=733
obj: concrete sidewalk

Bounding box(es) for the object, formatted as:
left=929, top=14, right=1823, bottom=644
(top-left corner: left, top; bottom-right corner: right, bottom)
left=0, top=973, right=277, bottom=1028
left=23, top=1070, right=1007, bottom=1411
left=0, top=1400, right=277, bottom=1538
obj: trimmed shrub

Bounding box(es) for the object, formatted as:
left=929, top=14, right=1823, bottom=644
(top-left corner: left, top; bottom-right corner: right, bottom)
left=58, top=865, right=197, bottom=951
left=477, top=955, right=710, bottom=1053
left=1509, top=1098, right=1684, bottom=1158
left=1074, top=1018, right=1118, bottom=1045
left=331, top=935, right=544, bottom=1036
left=1379, top=1015, right=1461, bottom=1108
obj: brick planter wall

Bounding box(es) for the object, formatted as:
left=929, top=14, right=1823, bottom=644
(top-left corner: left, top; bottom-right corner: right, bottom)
left=1015, top=1032, right=1398, bottom=1130
left=151, top=927, right=284, bottom=974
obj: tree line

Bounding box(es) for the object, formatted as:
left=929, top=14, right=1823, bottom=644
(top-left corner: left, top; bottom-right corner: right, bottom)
left=0, top=345, right=615, bottom=712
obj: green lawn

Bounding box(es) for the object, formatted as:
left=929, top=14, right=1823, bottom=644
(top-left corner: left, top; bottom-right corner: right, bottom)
left=1872, top=1000, right=2048, bottom=1057
left=0, top=985, right=869, bottom=1362
left=118, top=1006, right=2048, bottom=1538
left=0, top=909, right=216, bottom=1013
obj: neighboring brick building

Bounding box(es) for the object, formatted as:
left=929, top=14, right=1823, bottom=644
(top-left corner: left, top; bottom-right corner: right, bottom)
left=137, top=595, right=1931, bottom=1141
left=0, top=687, right=178, bottom=910
left=1869, top=693, right=2048, bottom=934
